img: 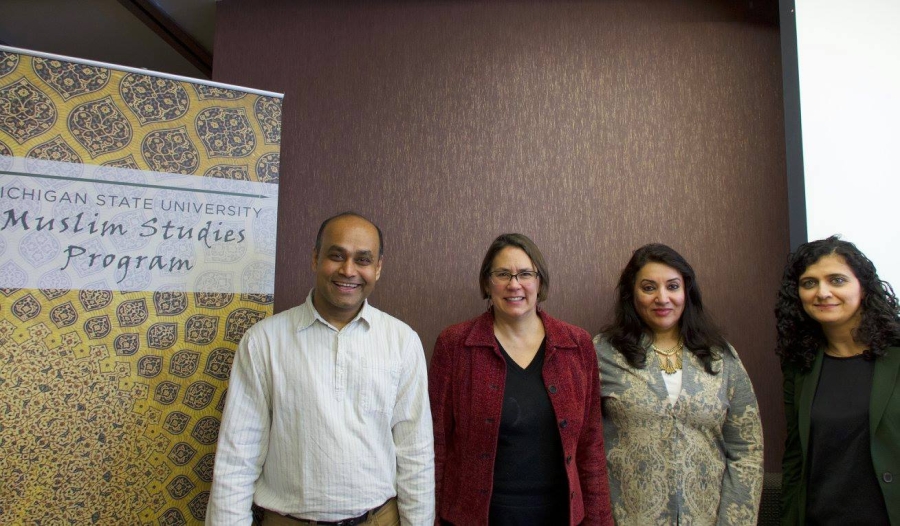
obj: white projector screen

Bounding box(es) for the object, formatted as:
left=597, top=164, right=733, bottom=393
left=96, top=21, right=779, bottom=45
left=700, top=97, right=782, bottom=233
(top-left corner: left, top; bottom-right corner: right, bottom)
left=795, top=0, right=900, bottom=289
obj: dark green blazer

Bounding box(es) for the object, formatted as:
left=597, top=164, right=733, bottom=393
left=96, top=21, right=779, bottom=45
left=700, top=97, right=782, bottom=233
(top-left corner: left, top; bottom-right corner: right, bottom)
left=781, top=346, right=900, bottom=525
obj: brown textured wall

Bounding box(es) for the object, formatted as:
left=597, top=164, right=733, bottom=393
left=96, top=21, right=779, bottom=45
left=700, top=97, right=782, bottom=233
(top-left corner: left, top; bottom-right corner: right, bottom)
left=214, top=0, right=788, bottom=471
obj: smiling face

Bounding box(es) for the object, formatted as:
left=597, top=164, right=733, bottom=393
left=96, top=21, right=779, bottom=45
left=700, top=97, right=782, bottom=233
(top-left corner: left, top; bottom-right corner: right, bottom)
left=311, top=216, right=382, bottom=329
left=487, top=246, right=540, bottom=323
left=633, top=262, right=686, bottom=340
left=798, top=253, right=864, bottom=331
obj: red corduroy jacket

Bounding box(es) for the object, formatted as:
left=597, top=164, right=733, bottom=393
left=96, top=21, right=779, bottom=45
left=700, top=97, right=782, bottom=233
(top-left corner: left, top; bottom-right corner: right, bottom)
left=428, top=309, right=614, bottom=526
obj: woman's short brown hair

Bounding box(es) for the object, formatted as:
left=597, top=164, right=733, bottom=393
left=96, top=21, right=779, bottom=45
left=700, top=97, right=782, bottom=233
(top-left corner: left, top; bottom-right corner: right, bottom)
left=479, top=233, right=550, bottom=302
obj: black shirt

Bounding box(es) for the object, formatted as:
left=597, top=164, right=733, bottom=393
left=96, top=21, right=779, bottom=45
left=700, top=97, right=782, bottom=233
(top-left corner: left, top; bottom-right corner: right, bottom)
left=806, top=354, right=890, bottom=526
left=489, top=339, right=569, bottom=525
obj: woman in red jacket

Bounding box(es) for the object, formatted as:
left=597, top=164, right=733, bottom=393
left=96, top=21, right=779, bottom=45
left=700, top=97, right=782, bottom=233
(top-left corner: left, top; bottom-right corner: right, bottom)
left=429, top=233, right=614, bottom=525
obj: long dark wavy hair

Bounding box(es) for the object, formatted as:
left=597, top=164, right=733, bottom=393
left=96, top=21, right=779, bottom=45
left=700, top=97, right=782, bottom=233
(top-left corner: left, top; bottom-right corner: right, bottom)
left=775, top=235, right=900, bottom=371
left=602, top=243, right=729, bottom=374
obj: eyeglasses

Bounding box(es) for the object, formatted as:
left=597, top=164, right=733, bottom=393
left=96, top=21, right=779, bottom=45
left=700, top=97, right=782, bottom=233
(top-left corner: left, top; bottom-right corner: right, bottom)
left=489, top=270, right=540, bottom=285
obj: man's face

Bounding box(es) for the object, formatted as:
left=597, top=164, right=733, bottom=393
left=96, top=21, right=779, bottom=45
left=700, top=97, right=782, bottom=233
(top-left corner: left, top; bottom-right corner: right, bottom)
left=311, top=216, right=383, bottom=328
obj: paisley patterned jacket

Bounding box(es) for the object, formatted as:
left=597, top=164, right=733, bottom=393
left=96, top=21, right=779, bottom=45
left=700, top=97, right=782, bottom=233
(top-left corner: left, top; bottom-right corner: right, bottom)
left=593, top=336, right=764, bottom=526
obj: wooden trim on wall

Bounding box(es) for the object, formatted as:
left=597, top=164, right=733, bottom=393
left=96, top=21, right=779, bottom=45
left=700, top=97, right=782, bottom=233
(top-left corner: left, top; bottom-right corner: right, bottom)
left=117, top=0, right=213, bottom=78
left=779, top=0, right=807, bottom=250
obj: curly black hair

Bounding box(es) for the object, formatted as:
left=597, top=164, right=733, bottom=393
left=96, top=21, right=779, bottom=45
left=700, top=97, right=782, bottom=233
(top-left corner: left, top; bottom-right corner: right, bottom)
left=775, top=235, right=900, bottom=371
left=601, top=243, right=729, bottom=374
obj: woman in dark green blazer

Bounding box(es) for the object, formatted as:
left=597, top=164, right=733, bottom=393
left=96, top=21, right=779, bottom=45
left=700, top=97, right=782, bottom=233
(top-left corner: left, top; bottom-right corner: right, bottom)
left=776, top=236, right=900, bottom=525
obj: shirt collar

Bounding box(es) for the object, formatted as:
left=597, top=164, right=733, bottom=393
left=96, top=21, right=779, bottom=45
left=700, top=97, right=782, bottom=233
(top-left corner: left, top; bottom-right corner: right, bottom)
left=463, top=308, right=578, bottom=351
left=298, top=289, right=373, bottom=332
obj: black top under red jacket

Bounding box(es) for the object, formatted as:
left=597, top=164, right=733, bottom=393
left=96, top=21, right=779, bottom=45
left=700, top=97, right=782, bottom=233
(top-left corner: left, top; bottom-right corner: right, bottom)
left=428, top=309, right=614, bottom=526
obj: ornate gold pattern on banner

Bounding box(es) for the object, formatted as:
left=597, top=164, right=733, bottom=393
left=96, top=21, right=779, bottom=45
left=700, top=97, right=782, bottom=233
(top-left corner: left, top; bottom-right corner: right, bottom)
left=68, top=95, right=133, bottom=157
left=32, top=57, right=111, bottom=101
left=0, top=51, right=281, bottom=524
left=141, top=126, right=201, bottom=174
left=102, top=153, right=140, bottom=170
left=193, top=83, right=247, bottom=100
left=205, top=163, right=250, bottom=180
left=195, top=106, right=256, bottom=157
left=256, top=151, right=280, bottom=183
left=0, top=138, right=12, bottom=158
left=120, top=73, right=190, bottom=124
left=0, top=51, right=19, bottom=77
left=254, top=96, right=282, bottom=144
left=26, top=134, right=83, bottom=179
left=0, top=78, right=57, bottom=143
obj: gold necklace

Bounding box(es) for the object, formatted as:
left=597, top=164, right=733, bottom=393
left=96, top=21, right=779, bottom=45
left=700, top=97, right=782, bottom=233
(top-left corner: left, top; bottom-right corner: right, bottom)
left=651, top=338, right=683, bottom=375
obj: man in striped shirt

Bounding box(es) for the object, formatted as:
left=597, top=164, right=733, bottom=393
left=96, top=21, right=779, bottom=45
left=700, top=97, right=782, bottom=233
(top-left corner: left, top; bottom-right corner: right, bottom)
left=207, top=212, right=435, bottom=526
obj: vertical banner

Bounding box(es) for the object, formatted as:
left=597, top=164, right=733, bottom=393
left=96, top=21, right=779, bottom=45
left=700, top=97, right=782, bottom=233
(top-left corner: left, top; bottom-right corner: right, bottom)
left=0, top=47, right=282, bottom=524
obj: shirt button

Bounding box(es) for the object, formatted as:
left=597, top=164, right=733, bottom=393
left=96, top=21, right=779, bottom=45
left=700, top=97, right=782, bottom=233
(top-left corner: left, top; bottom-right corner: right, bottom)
left=566, top=455, right=572, bottom=465
left=570, top=491, right=576, bottom=500
left=559, top=419, right=567, bottom=428
left=486, top=418, right=495, bottom=424
left=480, top=453, right=490, bottom=460
left=548, top=385, right=557, bottom=394
left=885, top=472, right=894, bottom=483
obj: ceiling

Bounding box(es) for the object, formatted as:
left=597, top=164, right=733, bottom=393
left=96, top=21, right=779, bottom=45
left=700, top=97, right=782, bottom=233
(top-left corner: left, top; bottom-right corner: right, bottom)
left=0, top=0, right=215, bottom=80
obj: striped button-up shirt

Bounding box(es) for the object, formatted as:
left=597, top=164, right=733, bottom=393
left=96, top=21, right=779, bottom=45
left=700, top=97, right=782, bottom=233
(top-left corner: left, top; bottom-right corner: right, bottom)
left=207, top=292, right=435, bottom=525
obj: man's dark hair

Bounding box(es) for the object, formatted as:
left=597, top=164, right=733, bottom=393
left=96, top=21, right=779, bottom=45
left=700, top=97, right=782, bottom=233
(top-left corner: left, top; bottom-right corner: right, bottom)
left=314, top=211, right=384, bottom=257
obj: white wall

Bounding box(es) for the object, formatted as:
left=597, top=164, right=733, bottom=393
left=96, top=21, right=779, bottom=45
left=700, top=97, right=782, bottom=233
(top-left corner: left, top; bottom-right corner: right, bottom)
left=796, top=0, right=900, bottom=288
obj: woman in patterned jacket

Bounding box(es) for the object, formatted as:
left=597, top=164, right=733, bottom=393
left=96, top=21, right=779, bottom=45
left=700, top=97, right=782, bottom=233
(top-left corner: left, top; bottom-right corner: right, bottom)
left=594, top=243, right=763, bottom=525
